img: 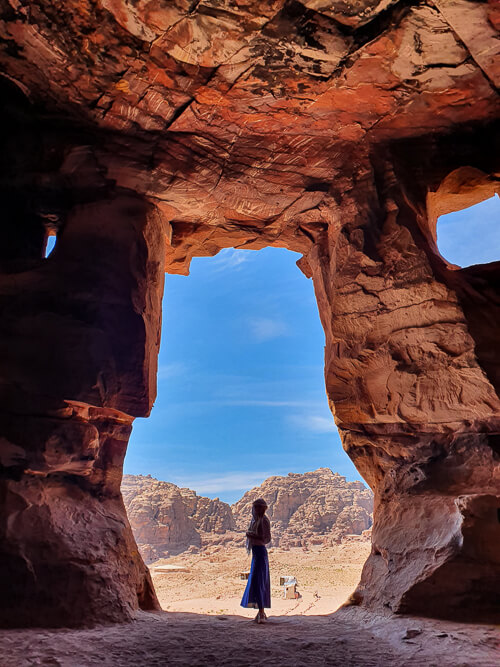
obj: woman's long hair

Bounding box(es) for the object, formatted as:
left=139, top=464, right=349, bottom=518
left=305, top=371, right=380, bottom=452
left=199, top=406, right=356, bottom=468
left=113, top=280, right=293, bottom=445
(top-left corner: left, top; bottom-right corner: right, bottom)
left=246, top=499, right=267, bottom=553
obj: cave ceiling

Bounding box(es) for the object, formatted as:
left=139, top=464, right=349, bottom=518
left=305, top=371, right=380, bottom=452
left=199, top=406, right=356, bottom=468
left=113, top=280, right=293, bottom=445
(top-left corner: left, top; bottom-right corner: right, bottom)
left=1, top=0, right=499, bottom=273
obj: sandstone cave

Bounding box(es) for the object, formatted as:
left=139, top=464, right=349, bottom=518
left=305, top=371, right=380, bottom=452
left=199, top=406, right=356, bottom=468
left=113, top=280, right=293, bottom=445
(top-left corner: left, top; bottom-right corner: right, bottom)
left=0, top=0, right=499, bottom=644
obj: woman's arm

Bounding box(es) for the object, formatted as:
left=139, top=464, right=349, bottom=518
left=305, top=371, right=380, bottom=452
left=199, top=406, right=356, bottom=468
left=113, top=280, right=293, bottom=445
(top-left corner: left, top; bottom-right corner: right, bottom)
left=246, top=517, right=262, bottom=539
left=246, top=517, right=271, bottom=543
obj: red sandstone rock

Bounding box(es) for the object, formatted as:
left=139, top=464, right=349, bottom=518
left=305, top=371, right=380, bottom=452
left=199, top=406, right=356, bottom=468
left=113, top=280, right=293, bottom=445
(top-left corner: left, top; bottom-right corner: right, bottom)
left=0, top=0, right=498, bottom=627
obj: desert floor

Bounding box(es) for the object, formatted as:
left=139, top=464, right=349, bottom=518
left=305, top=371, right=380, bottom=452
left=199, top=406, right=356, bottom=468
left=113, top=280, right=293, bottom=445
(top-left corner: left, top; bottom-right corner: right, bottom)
left=151, top=540, right=370, bottom=617
left=1, top=542, right=498, bottom=666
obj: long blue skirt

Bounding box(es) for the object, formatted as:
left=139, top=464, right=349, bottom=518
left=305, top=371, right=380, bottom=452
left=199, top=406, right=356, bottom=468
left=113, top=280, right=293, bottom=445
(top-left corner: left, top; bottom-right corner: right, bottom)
left=241, top=545, right=271, bottom=609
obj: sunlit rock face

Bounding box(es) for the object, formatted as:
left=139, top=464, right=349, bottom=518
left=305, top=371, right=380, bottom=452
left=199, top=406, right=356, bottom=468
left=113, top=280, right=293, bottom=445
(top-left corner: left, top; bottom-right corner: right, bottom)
left=122, top=474, right=234, bottom=561
left=122, top=470, right=372, bottom=562
left=0, top=0, right=499, bottom=626
left=232, top=468, right=373, bottom=547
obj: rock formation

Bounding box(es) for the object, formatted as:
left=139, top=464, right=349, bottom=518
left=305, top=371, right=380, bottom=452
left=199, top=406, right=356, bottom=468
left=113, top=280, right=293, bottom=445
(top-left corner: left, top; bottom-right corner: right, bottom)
left=233, top=468, right=373, bottom=547
left=122, top=469, right=373, bottom=561
left=0, top=0, right=499, bottom=627
left=122, top=474, right=234, bottom=561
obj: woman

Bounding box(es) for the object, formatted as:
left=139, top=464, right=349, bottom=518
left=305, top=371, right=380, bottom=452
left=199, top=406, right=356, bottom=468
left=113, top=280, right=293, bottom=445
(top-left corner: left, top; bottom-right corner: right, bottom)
left=240, top=498, right=271, bottom=623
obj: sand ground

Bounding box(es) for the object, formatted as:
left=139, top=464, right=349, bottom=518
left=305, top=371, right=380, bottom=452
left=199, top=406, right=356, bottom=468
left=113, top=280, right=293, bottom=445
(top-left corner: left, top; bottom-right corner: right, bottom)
left=1, top=608, right=498, bottom=666
left=151, top=541, right=369, bottom=617
left=1, top=541, right=497, bottom=666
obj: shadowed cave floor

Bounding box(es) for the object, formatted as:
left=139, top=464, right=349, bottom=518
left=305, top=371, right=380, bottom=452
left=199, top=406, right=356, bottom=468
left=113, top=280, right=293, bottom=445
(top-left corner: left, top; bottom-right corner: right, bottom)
left=0, top=608, right=498, bottom=667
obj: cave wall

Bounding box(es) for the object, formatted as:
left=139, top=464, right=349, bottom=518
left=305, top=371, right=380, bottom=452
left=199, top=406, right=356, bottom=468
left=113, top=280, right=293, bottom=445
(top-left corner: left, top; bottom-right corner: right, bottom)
left=0, top=89, right=163, bottom=625
left=306, top=130, right=500, bottom=619
left=0, top=189, right=165, bottom=625
left=0, top=0, right=499, bottom=626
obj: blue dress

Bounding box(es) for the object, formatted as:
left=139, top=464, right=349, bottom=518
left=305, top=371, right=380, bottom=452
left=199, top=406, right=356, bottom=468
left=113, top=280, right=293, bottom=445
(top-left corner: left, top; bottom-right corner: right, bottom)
left=240, top=545, right=271, bottom=609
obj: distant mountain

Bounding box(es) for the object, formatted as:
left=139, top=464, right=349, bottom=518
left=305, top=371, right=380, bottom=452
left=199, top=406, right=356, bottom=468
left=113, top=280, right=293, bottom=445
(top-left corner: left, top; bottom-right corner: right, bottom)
left=122, top=469, right=373, bottom=563
left=122, top=474, right=234, bottom=562
left=232, top=468, right=373, bottom=548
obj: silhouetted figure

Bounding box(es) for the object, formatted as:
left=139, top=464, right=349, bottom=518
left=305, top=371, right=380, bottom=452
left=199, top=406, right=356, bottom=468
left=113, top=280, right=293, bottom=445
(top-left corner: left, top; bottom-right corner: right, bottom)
left=241, top=498, right=271, bottom=623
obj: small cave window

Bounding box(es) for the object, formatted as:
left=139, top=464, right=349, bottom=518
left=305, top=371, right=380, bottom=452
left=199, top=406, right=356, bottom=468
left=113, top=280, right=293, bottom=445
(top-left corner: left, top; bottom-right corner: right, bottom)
left=44, top=234, right=57, bottom=258
left=436, top=194, right=500, bottom=268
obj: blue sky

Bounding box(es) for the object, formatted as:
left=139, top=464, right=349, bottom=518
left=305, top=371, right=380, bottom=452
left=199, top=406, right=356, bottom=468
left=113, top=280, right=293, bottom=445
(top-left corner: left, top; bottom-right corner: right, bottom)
left=123, top=195, right=499, bottom=503
left=437, top=194, right=500, bottom=266
left=124, top=246, right=357, bottom=503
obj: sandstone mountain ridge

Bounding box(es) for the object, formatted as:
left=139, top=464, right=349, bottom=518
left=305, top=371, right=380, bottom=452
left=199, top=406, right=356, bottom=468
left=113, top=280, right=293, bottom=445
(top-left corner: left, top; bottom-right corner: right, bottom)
left=121, top=474, right=234, bottom=563
left=122, top=468, right=373, bottom=563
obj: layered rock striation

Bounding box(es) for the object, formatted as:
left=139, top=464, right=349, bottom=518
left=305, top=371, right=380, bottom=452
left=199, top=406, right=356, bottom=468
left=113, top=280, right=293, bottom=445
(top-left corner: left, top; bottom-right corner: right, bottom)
left=233, top=468, right=373, bottom=547
left=122, top=469, right=373, bottom=561
left=0, top=0, right=499, bottom=626
left=122, top=474, right=234, bottom=561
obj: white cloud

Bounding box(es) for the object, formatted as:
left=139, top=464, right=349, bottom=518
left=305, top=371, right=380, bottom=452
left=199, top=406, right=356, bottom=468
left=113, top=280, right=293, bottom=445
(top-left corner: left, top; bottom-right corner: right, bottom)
left=437, top=194, right=500, bottom=267
left=171, top=471, right=273, bottom=495
left=248, top=316, right=289, bottom=342
left=157, top=362, right=187, bottom=380
left=289, top=414, right=335, bottom=433
left=212, top=248, right=250, bottom=271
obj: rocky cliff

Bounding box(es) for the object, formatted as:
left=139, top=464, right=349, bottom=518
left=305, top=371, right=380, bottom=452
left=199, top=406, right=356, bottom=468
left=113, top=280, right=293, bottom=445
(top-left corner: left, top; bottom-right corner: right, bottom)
left=122, top=474, right=234, bottom=562
left=122, top=469, right=373, bottom=561
left=233, top=468, right=373, bottom=548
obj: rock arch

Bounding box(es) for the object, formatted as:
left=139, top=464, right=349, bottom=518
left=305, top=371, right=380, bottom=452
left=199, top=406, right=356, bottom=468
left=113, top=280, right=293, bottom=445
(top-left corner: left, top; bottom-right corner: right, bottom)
left=0, top=1, right=499, bottom=627
left=427, top=166, right=500, bottom=267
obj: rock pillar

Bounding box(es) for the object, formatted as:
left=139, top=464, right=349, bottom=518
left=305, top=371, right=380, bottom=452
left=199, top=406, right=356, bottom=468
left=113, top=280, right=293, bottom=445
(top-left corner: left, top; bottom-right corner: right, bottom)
left=0, top=192, right=164, bottom=626
left=308, top=158, right=500, bottom=620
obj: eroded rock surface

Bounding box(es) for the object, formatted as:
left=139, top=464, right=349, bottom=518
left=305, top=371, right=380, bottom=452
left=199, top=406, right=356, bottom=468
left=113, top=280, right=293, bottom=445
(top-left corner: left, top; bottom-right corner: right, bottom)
left=122, top=469, right=373, bottom=562
left=122, top=474, right=234, bottom=561
left=233, top=468, right=373, bottom=548
left=0, top=0, right=499, bottom=626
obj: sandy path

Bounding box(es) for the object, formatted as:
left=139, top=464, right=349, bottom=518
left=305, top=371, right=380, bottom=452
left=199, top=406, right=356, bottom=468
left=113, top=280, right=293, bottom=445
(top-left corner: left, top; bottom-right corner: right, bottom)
left=2, top=544, right=497, bottom=666
left=0, top=608, right=498, bottom=667
left=167, top=589, right=353, bottom=617
left=152, top=543, right=369, bottom=617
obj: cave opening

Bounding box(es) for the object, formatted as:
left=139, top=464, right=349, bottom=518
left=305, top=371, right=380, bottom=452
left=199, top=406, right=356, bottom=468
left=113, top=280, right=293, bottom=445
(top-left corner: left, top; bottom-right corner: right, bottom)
left=123, top=246, right=373, bottom=617
left=44, top=234, right=57, bottom=258
left=436, top=194, right=500, bottom=268
left=0, top=2, right=498, bottom=639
